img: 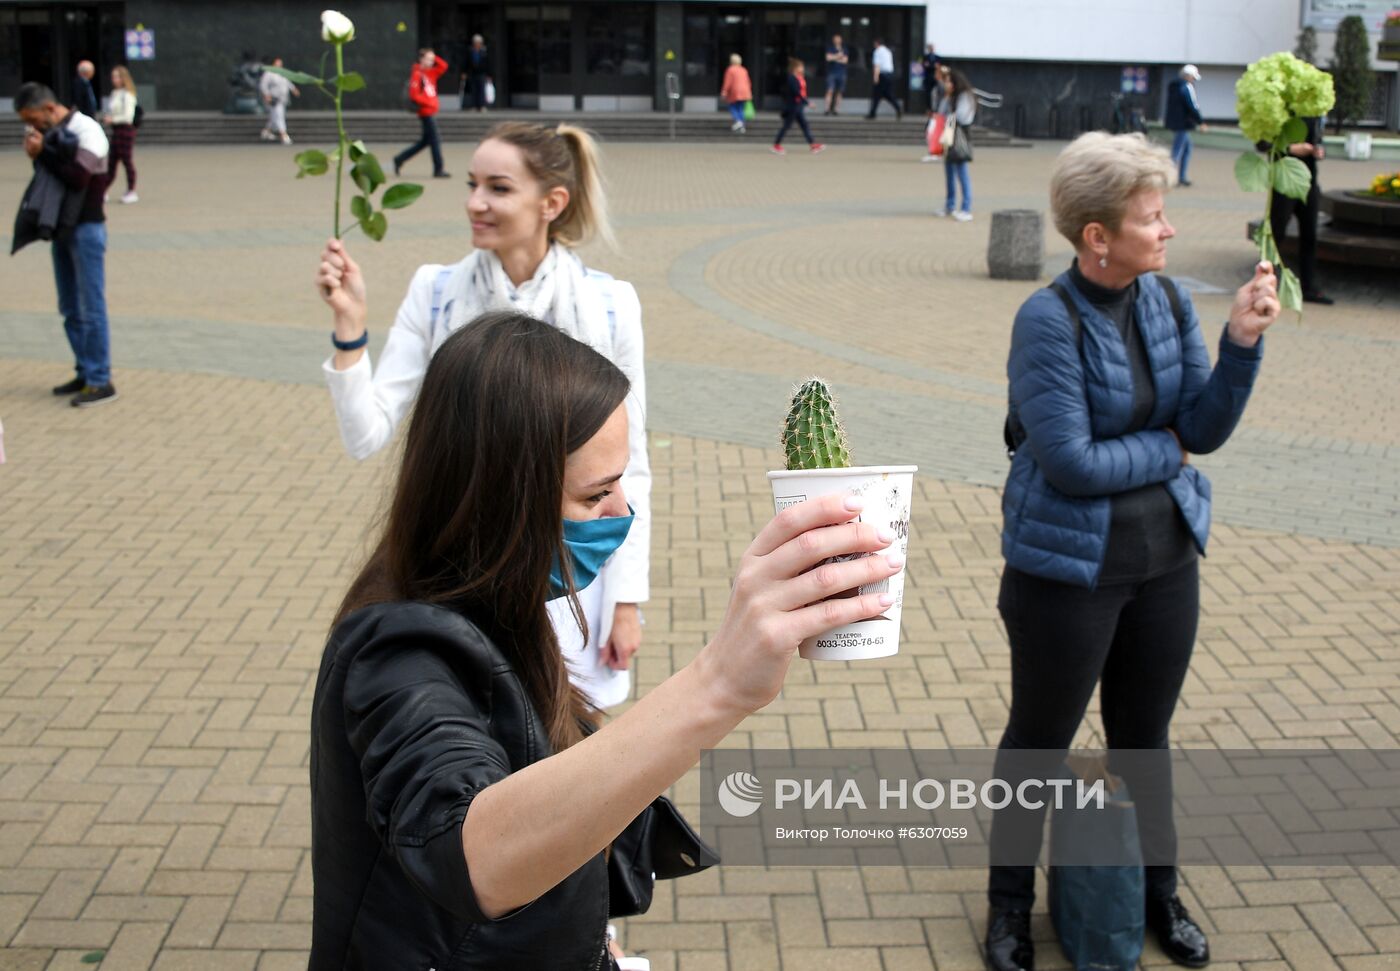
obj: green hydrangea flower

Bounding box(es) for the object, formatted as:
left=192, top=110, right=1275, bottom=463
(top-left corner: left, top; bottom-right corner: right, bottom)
left=1235, top=52, right=1335, bottom=143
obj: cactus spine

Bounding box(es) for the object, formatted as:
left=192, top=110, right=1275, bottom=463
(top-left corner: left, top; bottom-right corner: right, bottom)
left=783, top=379, right=852, bottom=471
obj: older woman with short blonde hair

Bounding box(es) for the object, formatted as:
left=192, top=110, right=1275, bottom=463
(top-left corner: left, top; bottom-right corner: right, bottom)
left=983, top=132, right=1281, bottom=971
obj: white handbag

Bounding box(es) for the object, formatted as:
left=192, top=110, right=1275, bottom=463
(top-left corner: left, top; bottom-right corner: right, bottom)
left=939, top=117, right=956, bottom=149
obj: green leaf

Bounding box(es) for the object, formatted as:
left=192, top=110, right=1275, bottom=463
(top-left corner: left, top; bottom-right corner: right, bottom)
left=1278, top=264, right=1303, bottom=314
left=80, top=953, right=105, bottom=965
left=264, top=65, right=321, bottom=85
left=1278, top=117, right=1308, bottom=147
left=381, top=183, right=424, bottom=209
left=347, top=139, right=367, bottom=162
left=1234, top=151, right=1271, bottom=193
left=350, top=195, right=371, bottom=222
left=1273, top=156, right=1313, bottom=202
left=360, top=210, right=388, bottom=242
left=294, top=149, right=329, bottom=177
left=352, top=153, right=386, bottom=195
left=337, top=71, right=366, bottom=93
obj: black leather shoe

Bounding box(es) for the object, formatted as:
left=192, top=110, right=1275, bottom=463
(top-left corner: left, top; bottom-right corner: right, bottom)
left=985, top=908, right=1034, bottom=971
left=1147, top=895, right=1210, bottom=968
left=52, top=376, right=85, bottom=396
left=1303, top=291, right=1335, bottom=305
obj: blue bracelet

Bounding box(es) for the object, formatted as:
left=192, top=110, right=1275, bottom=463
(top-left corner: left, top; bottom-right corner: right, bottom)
left=332, top=330, right=369, bottom=351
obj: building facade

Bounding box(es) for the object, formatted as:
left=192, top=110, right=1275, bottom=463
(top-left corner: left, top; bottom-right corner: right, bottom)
left=2, top=0, right=1395, bottom=127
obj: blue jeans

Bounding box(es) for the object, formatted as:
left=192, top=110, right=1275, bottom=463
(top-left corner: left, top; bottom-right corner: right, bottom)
left=944, top=160, right=972, bottom=212
left=51, top=221, right=111, bottom=387
left=395, top=115, right=444, bottom=175
left=1171, top=129, right=1192, bottom=182
left=775, top=106, right=813, bottom=145
left=727, top=101, right=746, bottom=125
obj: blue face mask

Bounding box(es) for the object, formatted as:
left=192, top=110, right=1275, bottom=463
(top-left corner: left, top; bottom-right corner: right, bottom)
left=548, top=506, right=634, bottom=598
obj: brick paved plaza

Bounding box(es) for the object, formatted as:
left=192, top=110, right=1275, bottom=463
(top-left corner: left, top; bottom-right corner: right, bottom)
left=2, top=135, right=1399, bottom=970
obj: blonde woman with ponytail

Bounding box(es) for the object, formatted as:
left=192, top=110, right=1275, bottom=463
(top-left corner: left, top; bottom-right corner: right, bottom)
left=316, top=121, right=650, bottom=712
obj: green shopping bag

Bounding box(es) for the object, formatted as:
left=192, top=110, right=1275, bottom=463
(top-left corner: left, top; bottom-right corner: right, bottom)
left=742, top=100, right=755, bottom=121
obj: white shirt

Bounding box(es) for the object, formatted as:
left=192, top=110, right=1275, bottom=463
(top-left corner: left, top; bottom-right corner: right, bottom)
left=873, top=45, right=894, bottom=76
left=322, top=258, right=652, bottom=707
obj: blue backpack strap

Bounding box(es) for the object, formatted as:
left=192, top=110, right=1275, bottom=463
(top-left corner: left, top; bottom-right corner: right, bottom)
left=586, top=268, right=618, bottom=342
left=428, top=266, right=454, bottom=340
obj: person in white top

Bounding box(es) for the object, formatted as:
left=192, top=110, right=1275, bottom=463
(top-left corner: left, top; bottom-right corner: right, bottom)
left=315, top=121, right=649, bottom=710
left=103, top=65, right=139, bottom=204
left=867, top=39, right=901, bottom=120
left=259, top=56, right=300, bottom=145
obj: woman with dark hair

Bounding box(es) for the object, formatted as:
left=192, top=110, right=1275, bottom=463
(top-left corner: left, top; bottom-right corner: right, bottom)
left=319, top=120, right=648, bottom=711
left=935, top=66, right=976, bottom=220
left=310, top=311, right=903, bottom=969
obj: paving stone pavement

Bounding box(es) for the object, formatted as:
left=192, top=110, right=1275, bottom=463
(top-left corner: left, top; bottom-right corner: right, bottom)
left=1, top=140, right=1398, bottom=970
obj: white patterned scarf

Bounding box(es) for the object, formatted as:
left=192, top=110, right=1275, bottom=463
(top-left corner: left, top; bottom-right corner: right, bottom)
left=445, top=242, right=613, bottom=355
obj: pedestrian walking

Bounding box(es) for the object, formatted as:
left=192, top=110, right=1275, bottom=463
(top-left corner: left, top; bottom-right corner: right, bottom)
left=102, top=66, right=139, bottom=204
left=720, top=53, right=753, bottom=133
left=866, top=38, right=901, bottom=119
left=259, top=56, right=300, bottom=145
left=316, top=121, right=649, bottom=709
left=921, top=43, right=942, bottom=111
left=309, top=310, right=899, bottom=970
left=1165, top=64, right=1205, bottom=186
left=935, top=67, right=975, bottom=219
left=770, top=58, right=824, bottom=155
left=12, top=83, right=117, bottom=407
left=393, top=48, right=450, bottom=178
left=73, top=60, right=99, bottom=118
left=1267, top=116, right=1333, bottom=304
left=462, top=34, right=490, bottom=111
left=985, top=131, right=1279, bottom=971
left=824, top=34, right=848, bottom=115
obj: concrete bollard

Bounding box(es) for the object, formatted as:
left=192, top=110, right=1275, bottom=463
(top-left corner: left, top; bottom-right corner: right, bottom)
left=987, top=209, right=1044, bottom=281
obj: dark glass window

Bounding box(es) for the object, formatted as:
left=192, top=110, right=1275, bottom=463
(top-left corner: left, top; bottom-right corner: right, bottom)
left=586, top=4, right=652, bottom=77
left=684, top=13, right=715, bottom=81
left=540, top=5, right=571, bottom=75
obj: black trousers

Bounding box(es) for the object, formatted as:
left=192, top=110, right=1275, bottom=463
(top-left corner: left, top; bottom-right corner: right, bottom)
left=775, top=106, right=814, bottom=145
left=1270, top=183, right=1319, bottom=295
left=395, top=115, right=445, bottom=175
left=867, top=76, right=900, bottom=117
left=987, top=559, right=1199, bottom=910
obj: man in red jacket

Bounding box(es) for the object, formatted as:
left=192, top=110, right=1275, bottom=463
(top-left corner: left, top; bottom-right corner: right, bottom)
left=394, top=49, right=450, bottom=178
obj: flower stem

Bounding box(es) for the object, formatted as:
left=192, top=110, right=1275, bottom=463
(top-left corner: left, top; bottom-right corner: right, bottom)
left=333, top=42, right=347, bottom=239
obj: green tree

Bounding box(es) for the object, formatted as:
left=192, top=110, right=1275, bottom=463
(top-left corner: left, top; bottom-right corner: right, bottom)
left=1294, top=25, right=1317, bottom=64
left=1329, top=15, right=1374, bottom=130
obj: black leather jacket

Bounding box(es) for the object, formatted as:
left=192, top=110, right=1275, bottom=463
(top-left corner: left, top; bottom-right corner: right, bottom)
left=310, top=602, right=611, bottom=970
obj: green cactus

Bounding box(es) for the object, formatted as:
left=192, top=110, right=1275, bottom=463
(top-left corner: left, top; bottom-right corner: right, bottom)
left=783, top=378, right=852, bottom=471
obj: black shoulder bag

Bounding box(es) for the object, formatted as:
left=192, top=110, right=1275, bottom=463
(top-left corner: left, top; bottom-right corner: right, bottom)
left=608, top=795, right=720, bottom=917
left=1003, top=275, right=1184, bottom=459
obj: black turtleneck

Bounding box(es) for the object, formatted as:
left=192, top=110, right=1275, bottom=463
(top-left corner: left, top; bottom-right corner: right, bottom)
left=1069, top=261, right=1196, bottom=584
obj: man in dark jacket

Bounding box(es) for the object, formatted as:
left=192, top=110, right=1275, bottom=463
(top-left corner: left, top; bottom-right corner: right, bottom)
left=73, top=61, right=99, bottom=118
left=1269, top=116, right=1333, bottom=304
left=1164, top=64, right=1204, bottom=186
left=14, top=82, right=117, bottom=407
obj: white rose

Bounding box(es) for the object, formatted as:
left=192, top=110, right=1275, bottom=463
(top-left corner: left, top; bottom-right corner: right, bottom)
left=321, top=9, right=355, bottom=43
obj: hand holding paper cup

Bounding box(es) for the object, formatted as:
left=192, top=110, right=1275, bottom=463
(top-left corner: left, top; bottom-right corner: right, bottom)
left=769, top=379, right=916, bottom=661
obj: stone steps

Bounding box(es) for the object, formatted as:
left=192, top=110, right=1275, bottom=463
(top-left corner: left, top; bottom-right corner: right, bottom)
left=1, top=110, right=1031, bottom=149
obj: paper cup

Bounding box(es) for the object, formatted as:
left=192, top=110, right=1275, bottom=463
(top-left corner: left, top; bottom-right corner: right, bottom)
left=767, top=465, right=916, bottom=661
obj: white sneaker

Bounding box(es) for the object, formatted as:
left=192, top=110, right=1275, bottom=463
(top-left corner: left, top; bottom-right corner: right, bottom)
left=260, top=130, right=274, bottom=142
left=738, top=124, right=746, bottom=134
left=121, top=191, right=139, bottom=204
left=731, top=120, right=743, bottom=132
left=934, top=209, right=951, bottom=218
left=921, top=154, right=943, bottom=163
left=953, top=210, right=973, bottom=222
left=280, top=133, right=293, bottom=145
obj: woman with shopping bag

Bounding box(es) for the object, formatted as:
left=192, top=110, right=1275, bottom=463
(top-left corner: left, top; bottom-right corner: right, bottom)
left=721, top=53, right=753, bottom=134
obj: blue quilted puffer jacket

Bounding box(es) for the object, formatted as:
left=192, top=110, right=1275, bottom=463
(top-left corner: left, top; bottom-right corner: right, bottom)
left=1002, top=271, right=1264, bottom=588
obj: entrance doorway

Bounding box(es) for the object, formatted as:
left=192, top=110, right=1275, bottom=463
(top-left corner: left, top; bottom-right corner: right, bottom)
left=0, top=3, right=124, bottom=108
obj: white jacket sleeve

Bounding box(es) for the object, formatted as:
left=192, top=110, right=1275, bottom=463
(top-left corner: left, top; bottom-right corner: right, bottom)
left=322, top=264, right=440, bottom=460
left=606, top=281, right=651, bottom=605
